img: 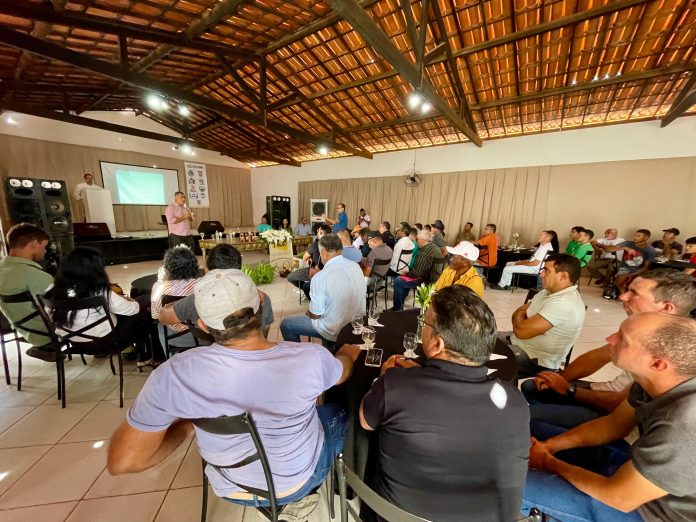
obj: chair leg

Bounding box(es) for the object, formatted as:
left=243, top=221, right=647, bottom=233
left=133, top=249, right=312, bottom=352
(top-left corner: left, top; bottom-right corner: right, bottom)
left=118, top=352, right=124, bottom=408
left=58, top=352, right=67, bottom=408
left=327, top=460, right=335, bottom=519
left=201, top=461, right=209, bottom=522
left=1, top=334, right=10, bottom=386
left=336, top=454, right=348, bottom=522
left=80, top=354, right=87, bottom=365
left=109, top=354, right=116, bottom=375
left=15, top=338, right=22, bottom=391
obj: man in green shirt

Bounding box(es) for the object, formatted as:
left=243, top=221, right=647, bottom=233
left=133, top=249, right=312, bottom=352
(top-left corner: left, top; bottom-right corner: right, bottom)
left=0, top=223, right=56, bottom=361
left=391, top=230, right=444, bottom=310
left=564, top=226, right=585, bottom=255
left=569, top=229, right=595, bottom=268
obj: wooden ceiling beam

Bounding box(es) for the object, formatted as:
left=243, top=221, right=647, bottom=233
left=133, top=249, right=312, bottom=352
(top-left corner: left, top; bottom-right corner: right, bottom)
left=0, top=1, right=252, bottom=59
left=0, top=26, right=367, bottom=159
left=661, top=72, right=696, bottom=127
left=306, top=0, right=651, bottom=100
left=327, top=0, right=481, bottom=146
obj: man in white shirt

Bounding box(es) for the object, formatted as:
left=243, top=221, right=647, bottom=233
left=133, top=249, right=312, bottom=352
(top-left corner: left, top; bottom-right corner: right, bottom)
left=504, top=254, right=586, bottom=377
left=294, top=216, right=312, bottom=237
left=493, top=230, right=555, bottom=289
left=588, top=227, right=625, bottom=286
left=389, top=223, right=414, bottom=275
left=280, top=234, right=365, bottom=351
left=72, top=173, right=102, bottom=201
left=356, top=209, right=371, bottom=228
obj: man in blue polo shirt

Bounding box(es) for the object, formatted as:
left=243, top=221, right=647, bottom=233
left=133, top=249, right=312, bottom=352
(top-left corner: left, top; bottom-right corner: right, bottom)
left=323, top=203, right=348, bottom=232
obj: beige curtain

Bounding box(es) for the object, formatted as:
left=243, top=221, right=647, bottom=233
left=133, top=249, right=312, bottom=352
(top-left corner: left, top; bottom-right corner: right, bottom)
left=299, top=166, right=551, bottom=246
left=0, top=135, right=252, bottom=232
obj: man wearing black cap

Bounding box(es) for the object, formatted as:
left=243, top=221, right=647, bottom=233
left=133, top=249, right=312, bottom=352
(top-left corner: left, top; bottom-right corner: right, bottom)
left=652, top=228, right=682, bottom=258
left=431, top=220, right=447, bottom=257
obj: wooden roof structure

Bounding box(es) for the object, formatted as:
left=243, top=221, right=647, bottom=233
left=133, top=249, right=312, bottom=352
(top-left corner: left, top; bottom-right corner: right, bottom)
left=0, top=0, right=694, bottom=167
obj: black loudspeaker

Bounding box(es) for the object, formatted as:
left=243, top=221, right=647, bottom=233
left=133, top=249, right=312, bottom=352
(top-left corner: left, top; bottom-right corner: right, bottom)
left=5, top=177, right=74, bottom=256
left=266, top=195, right=290, bottom=229
left=197, top=220, right=225, bottom=237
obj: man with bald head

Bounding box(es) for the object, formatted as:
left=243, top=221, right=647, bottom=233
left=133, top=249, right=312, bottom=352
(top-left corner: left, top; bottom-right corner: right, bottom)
left=588, top=227, right=625, bottom=286
left=523, top=313, right=696, bottom=521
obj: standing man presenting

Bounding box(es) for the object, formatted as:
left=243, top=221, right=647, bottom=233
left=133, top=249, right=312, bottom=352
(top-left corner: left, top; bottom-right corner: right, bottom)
left=323, top=203, right=348, bottom=232
left=165, top=191, right=195, bottom=249
left=73, top=173, right=103, bottom=221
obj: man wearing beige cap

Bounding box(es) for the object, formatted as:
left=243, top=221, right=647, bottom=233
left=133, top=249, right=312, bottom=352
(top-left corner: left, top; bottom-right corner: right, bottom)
left=434, top=241, right=484, bottom=297
left=108, top=270, right=361, bottom=513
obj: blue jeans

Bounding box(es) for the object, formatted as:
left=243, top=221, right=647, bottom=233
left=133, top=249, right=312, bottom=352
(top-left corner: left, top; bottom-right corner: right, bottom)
left=522, top=470, right=643, bottom=522
left=392, top=277, right=421, bottom=310
left=228, top=404, right=348, bottom=507
left=280, top=315, right=322, bottom=343
left=522, top=379, right=603, bottom=429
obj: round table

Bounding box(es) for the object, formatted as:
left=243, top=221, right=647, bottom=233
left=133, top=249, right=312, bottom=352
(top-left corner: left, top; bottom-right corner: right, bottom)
left=326, top=307, right=517, bottom=480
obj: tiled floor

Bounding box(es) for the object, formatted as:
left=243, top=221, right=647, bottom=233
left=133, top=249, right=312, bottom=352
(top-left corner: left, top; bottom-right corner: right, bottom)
left=0, top=257, right=625, bottom=521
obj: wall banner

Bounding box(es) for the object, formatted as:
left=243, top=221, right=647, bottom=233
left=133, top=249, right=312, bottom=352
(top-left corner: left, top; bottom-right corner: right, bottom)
left=184, top=162, right=209, bottom=208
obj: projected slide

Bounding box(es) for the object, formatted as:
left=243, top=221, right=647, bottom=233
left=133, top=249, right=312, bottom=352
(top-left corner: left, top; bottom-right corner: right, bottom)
left=100, top=162, right=179, bottom=205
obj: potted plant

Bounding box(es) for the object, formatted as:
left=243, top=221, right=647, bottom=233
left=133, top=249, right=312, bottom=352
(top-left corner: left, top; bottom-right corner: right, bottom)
left=414, top=283, right=436, bottom=342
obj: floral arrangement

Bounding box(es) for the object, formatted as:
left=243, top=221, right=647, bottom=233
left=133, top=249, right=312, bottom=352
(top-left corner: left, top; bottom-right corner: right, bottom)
left=511, top=232, right=520, bottom=240
left=260, top=228, right=293, bottom=246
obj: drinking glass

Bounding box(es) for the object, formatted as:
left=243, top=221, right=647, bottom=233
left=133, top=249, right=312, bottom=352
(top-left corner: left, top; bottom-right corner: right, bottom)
left=403, top=332, right=418, bottom=359
left=351, top=314, right=364, bottom=335
left=361, top=326, right=376, bottom=348
left=365, top=347, right=383, bottom=367
left=368, top=303, right=380, bottom=325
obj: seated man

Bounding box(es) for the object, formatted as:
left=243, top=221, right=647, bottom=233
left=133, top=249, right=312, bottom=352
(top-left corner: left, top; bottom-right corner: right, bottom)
left=652, top=227, right=682, bottom=257
left=473, top=223, right=498, bottom=272
left=588, top=227, right=624, bottom=286
left=351, top=225, right=364, bottom=249
left=430, top=219, right=448, bottom=257
left=564, top=226, right=585, bottom=255
left=378, top=221, right=395, bottom=249
left=158, top=243, right=274, bottom=342
left=336, top=229, right=362, bottom=263
left=601, top=228, right=656, bottom=292
left=684, top=236, right=696, bottom=276
left=108, top=270, right=362, bottom=511
left=361, top=286, right=529, bottom=521
left=407, top=227, right=419, bottom=269
left=390, top=230, right=443, bottom=311
left=493, top=230, right=556, bottom=290
left=280, top=234, right=365, bottom=349
left=523, top=269, right=696, bottom=430
left=523, top=313, right=696, bottom=522
left=361, top=231, right=393, bottom=290
left=455, top=221, right=476, bottom=243
left=504, top=254, right=585, bottom=377
left=388, top=224, right=414, bottom=276
left=294, top=216, right=312, bottom=237
left=287, top=224, right=331, bottom=300
left=568, top=228, right=594, bottom=268
left=434, top=241, right=484, bottom=297
left=0, top=223, right=56, bottom=361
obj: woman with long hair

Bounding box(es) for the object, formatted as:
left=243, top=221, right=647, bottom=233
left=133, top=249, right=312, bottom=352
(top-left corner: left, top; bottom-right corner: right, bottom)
left=45, top=247, right=157, bottom=366
left=276, top=217, right=293, bottom=234
left=151, top=246, right=199, bottom=353
left=493, top=230, right=557, bottom=289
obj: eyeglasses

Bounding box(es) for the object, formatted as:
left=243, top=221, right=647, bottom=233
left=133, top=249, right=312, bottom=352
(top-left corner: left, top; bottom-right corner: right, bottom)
left=417, top=315, right=438, bottom=334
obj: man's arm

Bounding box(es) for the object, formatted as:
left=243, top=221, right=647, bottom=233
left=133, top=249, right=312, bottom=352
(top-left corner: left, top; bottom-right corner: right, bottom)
left=107, top=420, right=193, bottom=475
left=334, top=344, right=361, bottom=385
left=512, top=303, right=553, bottom=339
left=534, top=372, right=630, bottom=413
left=560, top=345, right=613, bottom=381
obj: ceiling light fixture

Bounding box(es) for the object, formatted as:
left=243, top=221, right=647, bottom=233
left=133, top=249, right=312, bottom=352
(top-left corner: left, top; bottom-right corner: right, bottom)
left=146, top=93, right=167, bottom=111
left=420, top=101, right=432, bottom=114
left=407, top=91, right=423, bottom=110
left=181, top=143, right=193, bottom=155
left=178, top=104, right=190, bottom=117
left=318, top=144, right=329, bottom=155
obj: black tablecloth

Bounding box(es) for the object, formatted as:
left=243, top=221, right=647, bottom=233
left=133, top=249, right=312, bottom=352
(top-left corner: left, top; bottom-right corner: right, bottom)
left=486, top=248, right=536, bottom=284
left=325, top=308, right=516, bottom=480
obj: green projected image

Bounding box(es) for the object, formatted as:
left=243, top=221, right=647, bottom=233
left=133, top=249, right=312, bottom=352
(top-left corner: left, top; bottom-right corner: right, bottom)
left=115, top=169, right=165, bottom=204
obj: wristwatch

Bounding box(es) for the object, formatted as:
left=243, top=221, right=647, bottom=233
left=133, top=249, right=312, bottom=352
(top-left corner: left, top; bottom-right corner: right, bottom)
left=566, top=384, right=577, bottom=398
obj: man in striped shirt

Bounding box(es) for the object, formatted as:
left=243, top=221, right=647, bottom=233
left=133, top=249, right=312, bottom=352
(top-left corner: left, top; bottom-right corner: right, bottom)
left=390, top=230, right=444, bottom=311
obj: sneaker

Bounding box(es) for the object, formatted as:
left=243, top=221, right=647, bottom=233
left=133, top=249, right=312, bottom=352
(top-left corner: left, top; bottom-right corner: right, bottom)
left=26, top=346, right=60, bottom=362
left=277, top=493, right=320, bottom=522
left=490, top=284, right=508, bottom=291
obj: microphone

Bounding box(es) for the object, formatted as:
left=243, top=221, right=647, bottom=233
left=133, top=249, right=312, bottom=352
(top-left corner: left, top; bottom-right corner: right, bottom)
left=183, top=203, right=194, bottom=218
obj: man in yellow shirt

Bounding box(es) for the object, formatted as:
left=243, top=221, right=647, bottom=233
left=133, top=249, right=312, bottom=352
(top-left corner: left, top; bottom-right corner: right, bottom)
left=434, top=242, right=485, bottom=297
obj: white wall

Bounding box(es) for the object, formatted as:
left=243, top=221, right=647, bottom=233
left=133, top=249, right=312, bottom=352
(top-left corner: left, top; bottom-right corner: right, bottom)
left=251, top=118, right=696, bottom=225
left=0, top=110, right=248, bottom=169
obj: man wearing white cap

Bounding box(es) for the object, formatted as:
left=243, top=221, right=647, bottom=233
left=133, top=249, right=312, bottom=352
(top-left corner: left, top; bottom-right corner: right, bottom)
left=108, top=269, right=362, bottom=513
left=434, top=241, right=485, bottom=298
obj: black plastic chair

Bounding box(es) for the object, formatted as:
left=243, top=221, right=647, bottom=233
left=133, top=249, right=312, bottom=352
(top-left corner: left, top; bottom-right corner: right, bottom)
left=190, top=412, right=285, bottom=522
left=37, top=294, right=126, bottom=408
left=129, top=273, right=158, bottom=300
left=367, top=258, right=392, bottom=309
left=335, top=453, right=430, bottom=522
left=160, top=294, right=201, bottom=358
left=0, top=309, right=23, bottom=390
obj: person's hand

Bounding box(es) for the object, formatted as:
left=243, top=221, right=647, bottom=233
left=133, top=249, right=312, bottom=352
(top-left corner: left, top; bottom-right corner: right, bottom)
left=380, top=355, right=419, bottom=376
left=309, top=267, right=319, bottom=278
left=529, top=437, right=553, bottom=470
left=534, top=371, right=570, bottom=395
left=623, top=247, right=637, bottom=256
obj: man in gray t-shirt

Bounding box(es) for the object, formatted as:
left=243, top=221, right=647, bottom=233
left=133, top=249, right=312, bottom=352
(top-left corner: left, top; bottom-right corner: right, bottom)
left=521, top=313, right=696, bottom=522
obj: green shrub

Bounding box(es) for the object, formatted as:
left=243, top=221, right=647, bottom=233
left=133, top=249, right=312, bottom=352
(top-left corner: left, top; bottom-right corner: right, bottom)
left=241, top=262, right=275, bottom=285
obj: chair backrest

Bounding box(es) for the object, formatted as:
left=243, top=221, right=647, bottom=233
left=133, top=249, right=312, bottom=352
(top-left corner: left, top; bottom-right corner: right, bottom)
left=0, top=291, right=49, bottom=338
left=37, top=294, right=118, bottom=347
left=129, top=274, right=158, bottom=299
left=336, top=454, right=431, bottom=522
left=161, top=294, right=187, bottom=306
left=395, top=249, right=413, bottom=272
left=190, top=412, right=278, bottom=517
left=477, top=244, right=490, bottom=265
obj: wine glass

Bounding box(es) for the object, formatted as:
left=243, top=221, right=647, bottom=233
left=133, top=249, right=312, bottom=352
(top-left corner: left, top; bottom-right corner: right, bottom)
left=367, top=302, right=380, bottom=325
left=351, top=314, right=364, bottom=335
left=403, top=332, right=418, bottom=359
left=361, top=326, right=376, bottom=349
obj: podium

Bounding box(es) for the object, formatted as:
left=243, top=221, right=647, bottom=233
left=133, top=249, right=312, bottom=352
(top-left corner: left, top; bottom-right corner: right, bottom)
left=85, top=189, right=116, bottom=236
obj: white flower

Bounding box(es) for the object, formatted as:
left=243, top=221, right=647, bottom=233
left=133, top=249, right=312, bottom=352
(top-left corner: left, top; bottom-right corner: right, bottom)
left=512, top=232, right=520, bottom=240
left=260, top=229, right=293, bottom=246
left=67, top=288, right=76, bottom=297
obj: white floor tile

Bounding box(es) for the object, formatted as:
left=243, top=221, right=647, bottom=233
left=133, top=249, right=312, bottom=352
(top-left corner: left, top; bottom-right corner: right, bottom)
left=66, top=491, right=166, bottom=522
left=60, top=399, right=133, bottom=443
left=0, top=445, right=53, bottom=496
left=0, top=501, right=78, bottom=522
